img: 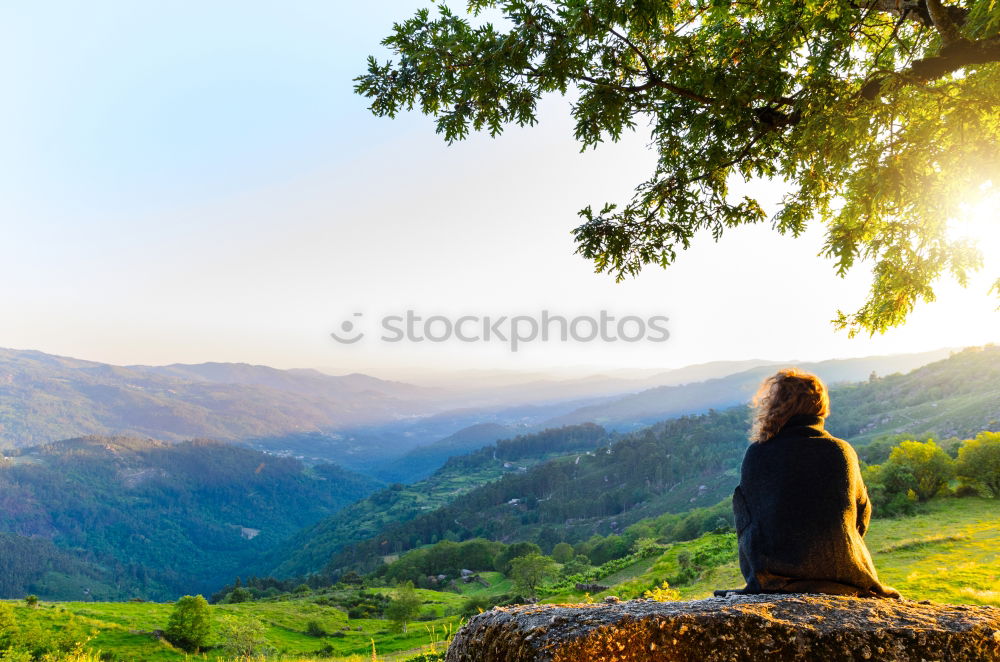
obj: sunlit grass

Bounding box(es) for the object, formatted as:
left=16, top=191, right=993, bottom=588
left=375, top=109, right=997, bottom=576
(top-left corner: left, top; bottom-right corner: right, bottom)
left=546, top=497, right=1000, bottom=607
left=2, top=590, right=459, bottom=661
left=876, top=533, right=970, bottom=554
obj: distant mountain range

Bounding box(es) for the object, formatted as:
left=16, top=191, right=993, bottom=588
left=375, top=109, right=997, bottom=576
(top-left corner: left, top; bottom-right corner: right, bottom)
left=395, top=359, right=781, bottom=408
left=133, top=361, right=432, bottom=400
left=543, top=349, right=953, bottom=430
left=0, top=348, right=439, bottom=449
left=0, top=346, right=953, bottom=475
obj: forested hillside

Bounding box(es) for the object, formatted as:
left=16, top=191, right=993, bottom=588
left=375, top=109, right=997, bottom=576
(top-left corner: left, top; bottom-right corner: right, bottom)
left=263, top=424, right=607, bottom=578
left=0, top=437, right=379, bottom=600
left=297, top=347, right=998, bottom=579
left=828, top=345, right=1000, bottom=443
left=322, top=410, right=747, bottom=576
left=371, top=422, right=518, bottom=483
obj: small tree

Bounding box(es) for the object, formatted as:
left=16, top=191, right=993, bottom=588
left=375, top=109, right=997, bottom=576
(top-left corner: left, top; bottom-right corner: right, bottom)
left=218, top=614, right=269, bottom=660
left=886, top=440, right=954, bottom=502
left=957, top=432, right=1000, bottom=498
left=551, top=542, right=574, bottom=564
left=385, top=582, right=422, bottom=633
left=509, top=554, right=557, bottom=598
left=23, top=595, right=38, bottom=609
left=164, top=594, right=211, bottom=653
left=493, top=542, right=542, bottom=573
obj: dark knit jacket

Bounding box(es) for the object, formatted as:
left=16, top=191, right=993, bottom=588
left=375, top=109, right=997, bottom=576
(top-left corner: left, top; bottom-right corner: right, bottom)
left=733, top=414, right=899, bottom=598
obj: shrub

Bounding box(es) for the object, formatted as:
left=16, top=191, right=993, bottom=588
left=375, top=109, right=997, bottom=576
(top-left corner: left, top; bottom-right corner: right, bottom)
left=643, top=581, right=680, bottom=601
left=559, top=555, right=591, bottom=578
left=305, top=620, right=327, bottom=637
left=954, top=483, right=980, bottom=498
left=218, top=614, right=271, bottom=659
left=460, top=595, right=495, bottom=616
left=956, top=432, right=1000, bottom=497
left=164, top=595, right=211, bottom=653
left=341, top=590, right=391, bottom=619
left=886, top=440, right=954, bottom=501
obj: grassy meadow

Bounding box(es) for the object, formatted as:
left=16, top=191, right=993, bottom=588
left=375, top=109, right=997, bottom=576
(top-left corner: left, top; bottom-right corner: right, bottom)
left=3, top=496, right=996, bottom=661
left=2, top=586, right=462, bottom=662
left=569, top=497, right=1000, bottom=606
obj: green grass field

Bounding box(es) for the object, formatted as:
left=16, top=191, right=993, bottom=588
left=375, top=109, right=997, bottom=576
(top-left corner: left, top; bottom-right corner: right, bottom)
left=865, top=497, right=1000, bottom=605
left=3, top=496, right=996, bottom=661
left=2, top=587, right=462, bottom=662
left=544, top=496, right=1000, bottom=607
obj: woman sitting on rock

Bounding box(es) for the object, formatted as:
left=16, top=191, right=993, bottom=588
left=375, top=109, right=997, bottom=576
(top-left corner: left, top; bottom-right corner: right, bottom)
left=718, top=369, right=899, bottom=598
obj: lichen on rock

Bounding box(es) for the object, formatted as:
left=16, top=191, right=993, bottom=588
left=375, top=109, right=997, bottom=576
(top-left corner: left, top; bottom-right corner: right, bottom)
left=445, top=594, right=1000, bottom=661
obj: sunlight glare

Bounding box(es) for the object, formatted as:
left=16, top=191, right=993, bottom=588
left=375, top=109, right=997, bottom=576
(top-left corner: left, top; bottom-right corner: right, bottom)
left=950, top=185, right=1000, bottom=255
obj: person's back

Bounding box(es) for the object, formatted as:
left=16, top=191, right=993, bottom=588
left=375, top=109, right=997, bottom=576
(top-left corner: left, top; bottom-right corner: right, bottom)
left=721, top=369, right=898, bottom=598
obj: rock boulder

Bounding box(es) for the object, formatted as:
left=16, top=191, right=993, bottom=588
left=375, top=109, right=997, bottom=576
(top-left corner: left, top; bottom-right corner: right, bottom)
left=445, top=594, right=1000, bottom=661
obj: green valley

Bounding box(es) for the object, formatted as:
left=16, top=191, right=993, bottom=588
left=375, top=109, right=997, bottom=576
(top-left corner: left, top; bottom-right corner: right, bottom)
left=0, top=438, right=379, bottom=600
left=264, top=424, right=607, bottom=578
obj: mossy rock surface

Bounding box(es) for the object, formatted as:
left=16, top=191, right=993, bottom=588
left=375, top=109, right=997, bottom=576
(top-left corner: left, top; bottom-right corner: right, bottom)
left=445, top=594, right=1000, bottom=661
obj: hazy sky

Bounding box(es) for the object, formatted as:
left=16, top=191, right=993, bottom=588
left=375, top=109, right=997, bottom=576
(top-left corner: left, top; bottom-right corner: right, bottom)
left=1, top=2, right=997, bottom=379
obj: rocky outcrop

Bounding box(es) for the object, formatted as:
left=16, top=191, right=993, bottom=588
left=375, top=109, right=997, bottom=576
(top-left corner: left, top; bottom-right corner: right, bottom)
left=445, top=594, right=1000, bottom=661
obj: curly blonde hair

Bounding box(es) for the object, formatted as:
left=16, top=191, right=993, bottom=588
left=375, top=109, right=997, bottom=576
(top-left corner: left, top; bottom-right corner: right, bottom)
left=749, top=369, right=830, bottom=443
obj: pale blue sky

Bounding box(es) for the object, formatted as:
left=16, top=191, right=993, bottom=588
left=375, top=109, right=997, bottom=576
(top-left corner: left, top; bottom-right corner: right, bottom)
left=1, top=1, right=997, bottom=378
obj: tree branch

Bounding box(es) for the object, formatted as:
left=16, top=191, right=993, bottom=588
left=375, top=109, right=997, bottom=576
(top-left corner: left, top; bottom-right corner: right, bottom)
left=860, top=35, right=1000, bottom=99
left=909, top=36, right=1000, bottom=81
left=860, top=0, right=969, bottom=30
left=924, top=0, right=966, bottom=45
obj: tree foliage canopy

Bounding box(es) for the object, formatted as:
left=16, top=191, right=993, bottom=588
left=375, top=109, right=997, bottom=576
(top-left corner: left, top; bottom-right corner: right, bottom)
left=357, top=0, right=1000, bottom=333
left=957, top=431, right=1000, bottom=496
left=218, top=615, right=270, bottom=659
left=885, top=439, right=954, bottom=501
left=509, top=553, right=558, bottom=596
left=386, top=582, right=423, bottom=633
left=164, top=595, right=211, bottom=653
